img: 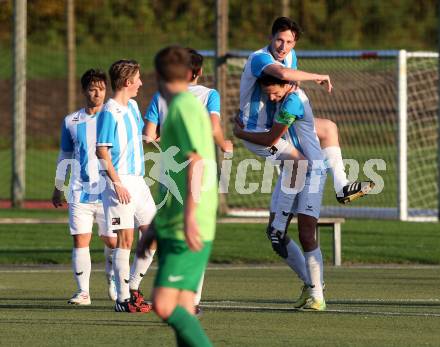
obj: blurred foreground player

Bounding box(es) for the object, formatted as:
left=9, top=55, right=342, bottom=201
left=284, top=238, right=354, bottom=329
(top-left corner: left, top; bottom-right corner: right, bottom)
left=138, top=46, right=217, bottom=346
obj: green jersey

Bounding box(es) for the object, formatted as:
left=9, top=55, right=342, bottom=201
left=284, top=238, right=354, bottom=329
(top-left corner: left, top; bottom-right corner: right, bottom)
left=155, top=92, right=218, bottom=241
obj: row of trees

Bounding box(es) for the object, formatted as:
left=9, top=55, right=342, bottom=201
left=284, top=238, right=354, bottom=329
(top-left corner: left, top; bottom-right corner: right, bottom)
left=1, top=0, right=437, bottom=50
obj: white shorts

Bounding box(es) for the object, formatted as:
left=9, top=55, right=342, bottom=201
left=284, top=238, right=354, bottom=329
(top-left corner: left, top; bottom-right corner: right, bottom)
left=270, top=169, right=327, bottom=219
left=242, top=138, right=297, bottom=162
left=68, top=202, right=115, bottom=237
left=101, top=174, right=157, bottom=231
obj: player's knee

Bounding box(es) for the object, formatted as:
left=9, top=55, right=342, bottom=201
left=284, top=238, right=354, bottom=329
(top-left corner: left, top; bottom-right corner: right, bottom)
left=153, top=298, right=173, bottom=320
left=318, top=119, right=338, bottom=142
left=299, top=231, right=316, bottom=251
left=72, top=233, right=91, bottom=248
left=116, top=230, right=133, bottom=249
left=101, top=236, right=117, bottom=249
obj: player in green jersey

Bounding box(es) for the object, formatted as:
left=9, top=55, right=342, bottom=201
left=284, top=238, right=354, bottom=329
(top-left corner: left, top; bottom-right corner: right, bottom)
left=138, top=46, right=217, bottom=347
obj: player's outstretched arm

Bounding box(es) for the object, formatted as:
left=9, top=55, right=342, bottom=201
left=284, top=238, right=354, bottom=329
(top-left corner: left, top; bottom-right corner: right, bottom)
left=184, top=152, right=203, bottom=252
left=264, top=64, right=333, bottom=93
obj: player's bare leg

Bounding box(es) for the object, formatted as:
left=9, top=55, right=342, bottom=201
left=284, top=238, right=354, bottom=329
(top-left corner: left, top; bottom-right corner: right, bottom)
left=297, top=213, right=325, bottom=311
left=315, top=118, right=374, bottom=203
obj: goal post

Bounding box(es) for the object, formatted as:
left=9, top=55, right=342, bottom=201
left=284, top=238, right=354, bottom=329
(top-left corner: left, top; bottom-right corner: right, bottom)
left=200, top=49, right=439, bottom=221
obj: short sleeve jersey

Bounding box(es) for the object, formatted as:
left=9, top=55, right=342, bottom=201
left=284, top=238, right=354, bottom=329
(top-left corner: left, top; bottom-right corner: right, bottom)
left=59, top=109, right=103, bottom=203
left=96, top=98, right=145, bottom=176
left=145, top=85, right=220, bottom=129
left=154, top=92, right=218, bottom=242
left=282, top=90, right=324, bottom=164
left=239, top=46, right=297, bottom=132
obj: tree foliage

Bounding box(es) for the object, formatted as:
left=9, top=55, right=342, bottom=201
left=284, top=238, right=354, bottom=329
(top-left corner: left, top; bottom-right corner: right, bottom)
left=0, top=0, right=437, bottom=50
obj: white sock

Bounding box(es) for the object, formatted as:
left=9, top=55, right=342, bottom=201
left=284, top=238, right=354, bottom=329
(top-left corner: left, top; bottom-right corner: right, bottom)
left=322, top=146, right=349, bottom=193
left=113, top=248, right=131, bottom=302
left=72, top=247, right=91, bottom=294
left=304, top=248, right=324, bottom=300
left=194, top=272, right=205, bottom=305
left=129, top=249, right=156, bottom=291
left=284, top=240, right=310, bottom=284
left=104, top=246, right=114, bottom=281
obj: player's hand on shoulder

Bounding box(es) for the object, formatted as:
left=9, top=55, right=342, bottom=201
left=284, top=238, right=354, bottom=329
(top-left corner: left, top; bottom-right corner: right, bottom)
left=114, top=182, right=131, bottom=204
left=184, top=213, right=203, bottom=251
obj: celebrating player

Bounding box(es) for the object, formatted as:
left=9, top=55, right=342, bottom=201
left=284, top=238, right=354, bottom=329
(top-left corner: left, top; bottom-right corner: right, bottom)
left=52, top=69, right=117, bottom=305
left=96, top=60, right=156, bottom=313
left=235, top=74, right=329, bottom=310
left=238, top=16, right=373, bottom=238
left=139, top=46, right=217, bottom=346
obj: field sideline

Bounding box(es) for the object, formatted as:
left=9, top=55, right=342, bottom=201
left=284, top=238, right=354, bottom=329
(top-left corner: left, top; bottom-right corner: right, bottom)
left=0, top=212, right=439, bottom=264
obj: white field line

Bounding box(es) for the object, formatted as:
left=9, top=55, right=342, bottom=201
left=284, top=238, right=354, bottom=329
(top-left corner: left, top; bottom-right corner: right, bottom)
left=200, top=303, right=440, bottom=317
left=0, top=264, right=439, bottom=273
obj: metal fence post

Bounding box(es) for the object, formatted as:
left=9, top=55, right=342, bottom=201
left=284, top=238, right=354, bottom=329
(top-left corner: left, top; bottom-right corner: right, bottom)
left=12, top=0, right=27, bottom=208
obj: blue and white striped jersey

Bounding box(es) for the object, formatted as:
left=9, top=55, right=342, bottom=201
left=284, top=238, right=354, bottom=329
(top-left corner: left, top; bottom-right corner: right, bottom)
left=59, top=108, right=103, bottom=203
left=145, top=84, right=220, bottom=127
left=239, top=46, right=297, bottom=132
left=97, top=98, right=145, bottom=176
left=281, top=89, right=324, bottom=166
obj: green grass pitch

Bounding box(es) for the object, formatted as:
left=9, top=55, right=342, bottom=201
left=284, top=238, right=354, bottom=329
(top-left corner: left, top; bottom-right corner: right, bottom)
left=0, top=266, right=439, bottom=346
left=0, top=213, right=439, bottom=346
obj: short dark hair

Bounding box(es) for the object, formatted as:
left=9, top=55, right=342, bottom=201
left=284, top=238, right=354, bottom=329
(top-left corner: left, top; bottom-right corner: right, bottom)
left=80, top=69, right=107, bottom=91
left=154, top=46, right=191, bottom=82
left=108, top=59, right=140, bottom=92
left=186, top=48, right=203, bottom=80
left=258, top=73, right=289, bottom=87
left=271, top=17, right=302, bottom=40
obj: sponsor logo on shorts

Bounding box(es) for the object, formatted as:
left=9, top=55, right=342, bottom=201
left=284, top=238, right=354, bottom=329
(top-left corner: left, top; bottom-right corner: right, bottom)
left=75, top=271, right=83, bottom=276
left=306, top=205, right=314, bottom=211
left=168, top=275, right=184, bottom=283
left=112, top=217, right=120, bottom=225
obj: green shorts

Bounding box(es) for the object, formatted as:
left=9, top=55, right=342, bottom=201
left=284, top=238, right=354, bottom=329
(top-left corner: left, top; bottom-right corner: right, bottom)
left=154, top=238, right=213, bottom=292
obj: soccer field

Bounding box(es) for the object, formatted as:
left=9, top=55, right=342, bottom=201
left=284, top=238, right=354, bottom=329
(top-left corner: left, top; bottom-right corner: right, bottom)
left=0, top=266, right=439, bottom=347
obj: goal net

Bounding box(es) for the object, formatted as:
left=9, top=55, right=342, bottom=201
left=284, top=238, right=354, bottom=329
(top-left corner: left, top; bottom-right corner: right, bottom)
left=202, top=50, right=438, bottom=221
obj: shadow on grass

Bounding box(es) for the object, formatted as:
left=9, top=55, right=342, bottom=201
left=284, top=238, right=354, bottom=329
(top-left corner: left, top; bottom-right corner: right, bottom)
left=0, top=249, right=106, bottom=254
left=0, top=318, right=163, bottom=328
left=0, top=297, right=119, bottom=302
left=0, top=303, right=113, bottom=311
